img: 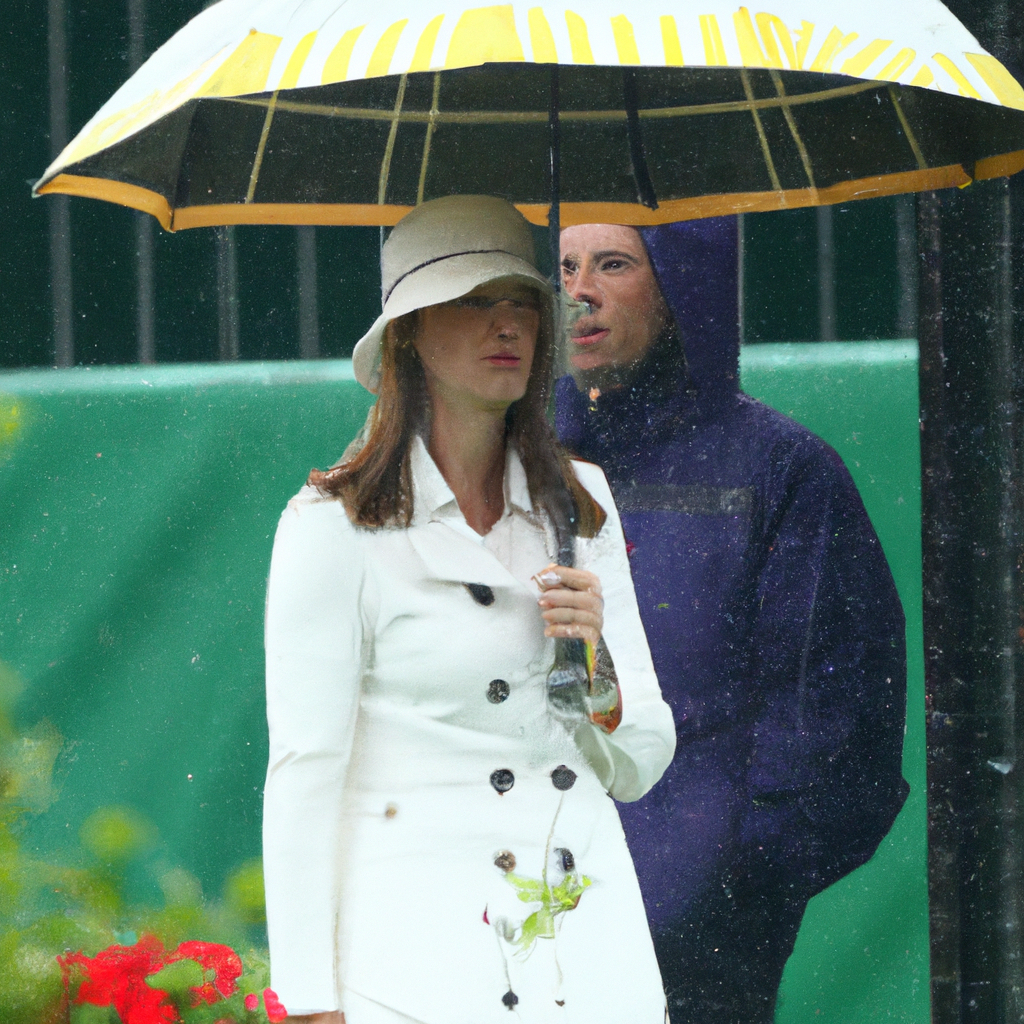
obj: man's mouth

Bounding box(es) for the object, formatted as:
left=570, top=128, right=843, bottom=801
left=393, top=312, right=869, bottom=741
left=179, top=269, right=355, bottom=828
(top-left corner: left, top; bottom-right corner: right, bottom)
left=571, top=326, right=609, bottom=347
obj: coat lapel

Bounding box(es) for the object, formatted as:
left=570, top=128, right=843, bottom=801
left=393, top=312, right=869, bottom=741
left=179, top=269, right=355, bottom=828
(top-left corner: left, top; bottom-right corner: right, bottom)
left=406, top=520, right=521, bottom=588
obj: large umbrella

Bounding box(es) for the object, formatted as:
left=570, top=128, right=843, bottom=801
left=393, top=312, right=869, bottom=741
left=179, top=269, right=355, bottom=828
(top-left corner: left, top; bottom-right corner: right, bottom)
left=32, top=0, right=1024, bottom=232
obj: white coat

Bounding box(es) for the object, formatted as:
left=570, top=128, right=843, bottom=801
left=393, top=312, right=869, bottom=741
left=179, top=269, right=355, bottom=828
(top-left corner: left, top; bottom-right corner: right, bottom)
left=263, top=437, right=677, bottom=1024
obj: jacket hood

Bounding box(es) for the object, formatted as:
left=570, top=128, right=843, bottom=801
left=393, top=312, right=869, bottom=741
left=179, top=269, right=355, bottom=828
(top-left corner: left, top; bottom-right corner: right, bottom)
left=639, top=217, right=740, bottom=404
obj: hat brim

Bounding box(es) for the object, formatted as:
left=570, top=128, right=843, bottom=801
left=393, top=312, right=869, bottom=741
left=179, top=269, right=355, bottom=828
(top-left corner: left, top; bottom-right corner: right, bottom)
left=352, top=252, right=552, bottom=394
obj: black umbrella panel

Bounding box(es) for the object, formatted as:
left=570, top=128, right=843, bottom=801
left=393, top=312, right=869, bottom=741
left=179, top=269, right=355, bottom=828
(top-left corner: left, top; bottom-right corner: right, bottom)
left=37, top=63, right=1024, bottom=230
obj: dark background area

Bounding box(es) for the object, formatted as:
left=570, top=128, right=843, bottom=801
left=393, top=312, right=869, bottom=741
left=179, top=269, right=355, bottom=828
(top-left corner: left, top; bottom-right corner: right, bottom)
left=0, top=0, right=911, bottom=369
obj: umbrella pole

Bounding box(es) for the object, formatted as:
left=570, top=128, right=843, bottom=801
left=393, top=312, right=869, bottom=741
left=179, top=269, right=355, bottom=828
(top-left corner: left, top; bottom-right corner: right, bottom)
left=548, top=64, right=561, bottom=293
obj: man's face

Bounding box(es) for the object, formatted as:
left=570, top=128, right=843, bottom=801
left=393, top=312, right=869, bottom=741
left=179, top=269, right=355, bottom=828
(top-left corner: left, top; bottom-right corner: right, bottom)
left=560, top=224, right=670, bottom=382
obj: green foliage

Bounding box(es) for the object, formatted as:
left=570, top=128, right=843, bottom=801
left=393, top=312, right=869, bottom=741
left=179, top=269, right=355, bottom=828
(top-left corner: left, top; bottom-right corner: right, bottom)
left=223, top=859, right=266, bottom=927
left=79, top=807, right=158, bottom=868
left=0, top=660, right=271, bottom=1024
left=504, top=870, right=592, bottom=956
left=145, top=957, right=205, bottom=997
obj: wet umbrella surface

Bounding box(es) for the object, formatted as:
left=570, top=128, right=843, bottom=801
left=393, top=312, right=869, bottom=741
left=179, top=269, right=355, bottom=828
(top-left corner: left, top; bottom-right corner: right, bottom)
left=33, top=0, right=1024, bottom=229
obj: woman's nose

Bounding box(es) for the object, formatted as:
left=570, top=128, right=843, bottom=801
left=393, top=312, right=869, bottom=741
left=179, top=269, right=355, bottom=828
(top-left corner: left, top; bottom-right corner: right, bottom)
left=492, top=309, right=520, bottom=337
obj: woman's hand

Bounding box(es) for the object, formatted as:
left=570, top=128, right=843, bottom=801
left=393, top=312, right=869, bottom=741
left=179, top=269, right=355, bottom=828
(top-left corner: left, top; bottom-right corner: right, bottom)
left=534, top=564, right=604, bottom=646
left=286, top=1014, right=345, bottom=1024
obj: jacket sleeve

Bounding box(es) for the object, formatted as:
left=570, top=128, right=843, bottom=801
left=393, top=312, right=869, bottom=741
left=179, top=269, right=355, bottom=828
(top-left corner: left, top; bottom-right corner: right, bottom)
left=263, top=488, right=367, bottom=1013
left=739, top=438, right=909, bottom=893
left=572, top=461, right=677, bottom=802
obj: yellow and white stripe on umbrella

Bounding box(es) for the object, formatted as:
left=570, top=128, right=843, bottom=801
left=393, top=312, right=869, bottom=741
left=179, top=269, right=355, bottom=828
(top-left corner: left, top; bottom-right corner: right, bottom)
left=42, top=0, right=1024, bottom=182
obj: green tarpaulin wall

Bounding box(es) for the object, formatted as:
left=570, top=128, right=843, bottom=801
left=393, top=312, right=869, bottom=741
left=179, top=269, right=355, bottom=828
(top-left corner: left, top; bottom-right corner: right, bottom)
left=0, top=342, right=927, bottom=1022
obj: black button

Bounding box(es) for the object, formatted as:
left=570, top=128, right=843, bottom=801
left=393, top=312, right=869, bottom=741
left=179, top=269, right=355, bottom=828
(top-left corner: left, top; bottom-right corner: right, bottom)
left=465, top=583, right=495, bottom=606
left=487, top=679, right=510, bottom=704
left=494, top=850, right=516, bottom=872
left=502, top=990, right=519, bottom=1009
left=555, top=847, right=575, bottom=871
left=551, top=765, right=576, bottom=791
left=490, top=769, right=515, bottom=794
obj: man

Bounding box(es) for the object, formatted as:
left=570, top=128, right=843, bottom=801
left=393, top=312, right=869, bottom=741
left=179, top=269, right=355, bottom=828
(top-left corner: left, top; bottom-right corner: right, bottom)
left=555, top=220, right=909, bottom=1024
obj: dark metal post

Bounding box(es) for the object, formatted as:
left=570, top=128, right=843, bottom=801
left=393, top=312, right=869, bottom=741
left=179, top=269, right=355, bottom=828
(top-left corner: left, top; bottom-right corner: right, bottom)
left=48, top=0, right=73, bottom=368
left=216, top=227, right=240, bottom=361
left=918, top=188, right=960, bottom=1023
left=128, top=0, right=155, bottom=364
left=296, top=226, right=320, bottom=359
left=919, top=1, right=1024, bottom=1021
left=919, top=176, right=1024, bottom=1024
left=896, top=193, right=919, bottom=339
left=816, top=205, right=836, bottom=341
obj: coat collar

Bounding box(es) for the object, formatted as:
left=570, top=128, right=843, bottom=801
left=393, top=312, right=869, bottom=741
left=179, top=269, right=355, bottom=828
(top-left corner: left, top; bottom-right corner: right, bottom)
left=405, top=435, right=536, bottom=588
left=409, top=434, right=533, bottom=527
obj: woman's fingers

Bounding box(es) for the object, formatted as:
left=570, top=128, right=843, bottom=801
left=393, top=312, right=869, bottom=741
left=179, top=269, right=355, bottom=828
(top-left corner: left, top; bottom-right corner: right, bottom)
left=533, top=563, right=603, bottom=599
left=535, top=563, right=604, bottom=643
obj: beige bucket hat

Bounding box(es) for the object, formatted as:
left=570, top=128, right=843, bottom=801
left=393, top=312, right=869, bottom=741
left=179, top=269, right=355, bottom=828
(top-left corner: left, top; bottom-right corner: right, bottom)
left=352, top=195, right=552, bottom=393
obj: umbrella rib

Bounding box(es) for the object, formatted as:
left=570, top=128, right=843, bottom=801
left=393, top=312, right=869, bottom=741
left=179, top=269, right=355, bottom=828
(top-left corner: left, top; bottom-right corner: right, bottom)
left=770, top=70, right=817, bottom=195
left=246, top=90, right=279, bottom=204
left=416, top=73, right=442, bottom=205
left=740, top=70, right=782, bottom=194
left=378, top=74, right=408, bottom=206
left=888, top=86, right=929, bottom=171
left=219, top=79, right=881, bottom=126
left=623, top=69, right=659, bottom=210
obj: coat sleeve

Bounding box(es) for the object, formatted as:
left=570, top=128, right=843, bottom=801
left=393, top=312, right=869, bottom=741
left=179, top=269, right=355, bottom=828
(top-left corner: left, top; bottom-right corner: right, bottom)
left=572, top=461, right=677, bottom=802
left=263, top=488, right=368, bottom=1014
left=739, top=437, right=909, bottom=893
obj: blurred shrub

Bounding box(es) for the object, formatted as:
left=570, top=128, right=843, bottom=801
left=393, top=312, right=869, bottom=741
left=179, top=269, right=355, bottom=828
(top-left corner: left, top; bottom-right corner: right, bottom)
left=0, top=662, right=271, bottom=1024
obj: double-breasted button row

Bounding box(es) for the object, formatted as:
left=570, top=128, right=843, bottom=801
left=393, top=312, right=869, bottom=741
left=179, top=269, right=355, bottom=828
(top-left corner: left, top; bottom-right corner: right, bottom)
left=489, top=765, right=577, bottom=794
left=465, top=582, right=495, bottom=606
left=487, top=679, right=510, bottom=703
left=494, top=850, right=516, bottom=872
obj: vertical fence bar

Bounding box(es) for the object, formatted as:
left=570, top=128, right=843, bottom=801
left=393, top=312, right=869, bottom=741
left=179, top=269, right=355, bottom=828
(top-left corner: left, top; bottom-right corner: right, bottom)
left=921, top=176, right=1024, bottom=1024
left=128, top=0, right=155, bottom=364
left=896, top=193, right=918, bottom=339
left=816, top=205, right=836, bottom=341
left=296, top=226, right=320, bottom=360
left=216, top=227, right=240, bottom=361
left=918, top=188, right=960, bottom=1024
left=48, top=0, right=72, bottom=368
left=917, top=1, right=1024, bottom=1019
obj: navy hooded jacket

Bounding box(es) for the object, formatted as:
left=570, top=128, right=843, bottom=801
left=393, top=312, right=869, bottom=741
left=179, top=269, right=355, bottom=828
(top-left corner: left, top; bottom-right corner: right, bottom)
left=555, top=219, right=909, bottom=932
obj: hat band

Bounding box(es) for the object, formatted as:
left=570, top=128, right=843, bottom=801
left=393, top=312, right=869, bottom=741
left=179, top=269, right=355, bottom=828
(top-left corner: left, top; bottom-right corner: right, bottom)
left=383, top=248, right=531, bottom=304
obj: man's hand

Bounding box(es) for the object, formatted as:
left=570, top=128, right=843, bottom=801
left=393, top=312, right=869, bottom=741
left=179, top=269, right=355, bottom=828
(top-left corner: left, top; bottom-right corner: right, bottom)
left=534, top=564, right=604, bottom=646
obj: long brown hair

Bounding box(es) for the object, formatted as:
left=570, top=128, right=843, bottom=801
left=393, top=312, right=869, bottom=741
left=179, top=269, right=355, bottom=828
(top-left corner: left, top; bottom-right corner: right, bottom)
left=309, top=294, right=606, bottom=551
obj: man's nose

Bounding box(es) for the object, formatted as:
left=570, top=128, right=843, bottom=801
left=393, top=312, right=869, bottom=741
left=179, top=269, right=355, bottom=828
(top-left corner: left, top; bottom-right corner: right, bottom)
left=563, top=265, right=599, bottom=307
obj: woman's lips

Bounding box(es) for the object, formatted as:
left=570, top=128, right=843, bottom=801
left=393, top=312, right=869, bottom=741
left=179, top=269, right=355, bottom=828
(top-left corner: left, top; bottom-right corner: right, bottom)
left=486, top=354, right=521, bottom=366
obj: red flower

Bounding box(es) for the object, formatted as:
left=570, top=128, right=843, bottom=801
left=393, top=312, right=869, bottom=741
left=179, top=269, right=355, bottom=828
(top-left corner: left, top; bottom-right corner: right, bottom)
left=244, top=993, right=259, bottom=1012
left=263, top=988, right=288, bottom=1023
left=169, top=940, right=243, bottom=1005
left=59, top=935, right=177, bottom=1024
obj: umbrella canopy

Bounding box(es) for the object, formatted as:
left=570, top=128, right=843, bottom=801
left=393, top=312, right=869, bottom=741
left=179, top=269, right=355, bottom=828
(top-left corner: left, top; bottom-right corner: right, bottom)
left=34, top=0, right=1024, bottom=229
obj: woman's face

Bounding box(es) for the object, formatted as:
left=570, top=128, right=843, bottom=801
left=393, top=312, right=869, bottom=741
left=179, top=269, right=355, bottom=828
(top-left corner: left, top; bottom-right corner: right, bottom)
left=413, top=279, right=541, bottom=413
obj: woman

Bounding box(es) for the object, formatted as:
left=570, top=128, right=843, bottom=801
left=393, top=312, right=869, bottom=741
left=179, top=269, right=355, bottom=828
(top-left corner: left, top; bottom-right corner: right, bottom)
left=263, top=195, right=676, bottom=1024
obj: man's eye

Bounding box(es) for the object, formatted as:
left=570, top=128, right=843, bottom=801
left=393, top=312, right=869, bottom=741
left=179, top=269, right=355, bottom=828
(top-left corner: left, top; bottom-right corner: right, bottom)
left=600, top=260, right=626, bottom=271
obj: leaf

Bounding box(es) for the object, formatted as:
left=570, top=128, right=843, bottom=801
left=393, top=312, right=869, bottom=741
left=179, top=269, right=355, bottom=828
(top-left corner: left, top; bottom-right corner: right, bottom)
left=146, top=956, right=205, bottom=996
